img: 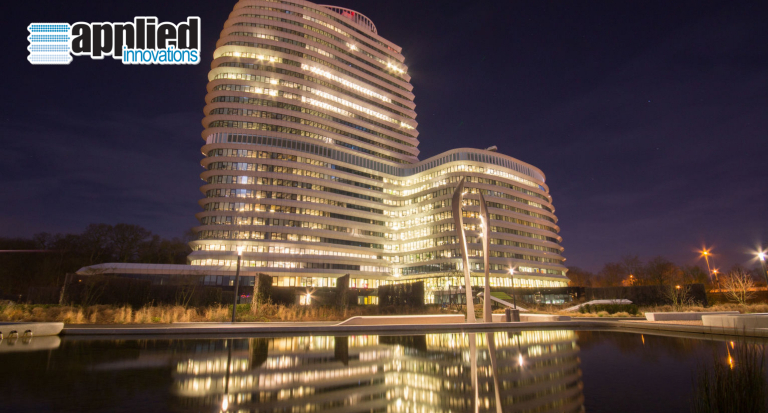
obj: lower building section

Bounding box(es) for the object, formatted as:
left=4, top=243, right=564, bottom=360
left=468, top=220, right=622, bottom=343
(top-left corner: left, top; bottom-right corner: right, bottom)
left=75, top=263, right=578, bottom=305
left=191, top=147, right=569, bottom=293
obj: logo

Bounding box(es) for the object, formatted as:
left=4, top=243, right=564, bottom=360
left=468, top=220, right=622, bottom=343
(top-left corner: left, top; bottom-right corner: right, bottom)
left=27, top=17, right=201, bottom=65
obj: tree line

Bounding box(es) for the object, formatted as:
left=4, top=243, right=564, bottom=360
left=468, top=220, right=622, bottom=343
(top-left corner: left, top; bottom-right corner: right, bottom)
left=567, top=255, right=763, bottom=289
left=0, top=223, right=193, bottom=299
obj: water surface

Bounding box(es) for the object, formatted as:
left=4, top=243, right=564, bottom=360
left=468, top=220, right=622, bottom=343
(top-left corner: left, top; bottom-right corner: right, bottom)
left=0, top=329, right=757, bottom=412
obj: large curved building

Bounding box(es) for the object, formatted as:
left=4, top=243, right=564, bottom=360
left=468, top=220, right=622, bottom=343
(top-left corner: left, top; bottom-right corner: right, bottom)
left=185, top=0, right=568, bottom=302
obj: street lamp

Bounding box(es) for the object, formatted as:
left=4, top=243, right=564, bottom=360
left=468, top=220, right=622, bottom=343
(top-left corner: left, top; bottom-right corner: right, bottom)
left=231, top=246, right=244, bottom=323
left=700, top=249, right=714, bottom=278
left=757, top=251, right=768, bottom=287
left=509, top=267, right=517, bottom=309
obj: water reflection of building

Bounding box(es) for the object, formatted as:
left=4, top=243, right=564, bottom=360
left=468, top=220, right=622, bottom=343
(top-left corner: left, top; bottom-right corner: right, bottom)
left=172, top=331, right=583, bottom=412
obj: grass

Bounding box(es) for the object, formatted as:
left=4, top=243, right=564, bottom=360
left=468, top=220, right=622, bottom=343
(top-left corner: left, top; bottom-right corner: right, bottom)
left=691, top=342, right=767, bottom=413
left=641, top=303, right=768, bottom=314
left=5, top=300, right=768, bottom=324
left=0, top=302, right=445, bottom=324
left=491, top=302, right=768, bottom=318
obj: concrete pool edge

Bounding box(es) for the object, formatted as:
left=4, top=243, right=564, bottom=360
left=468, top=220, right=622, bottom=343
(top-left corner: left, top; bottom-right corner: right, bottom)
left=606, top=320, right=768, bottom=338
left=61, top=321, right=600, bottom=336
left=57, top=319, right=768, bottom=338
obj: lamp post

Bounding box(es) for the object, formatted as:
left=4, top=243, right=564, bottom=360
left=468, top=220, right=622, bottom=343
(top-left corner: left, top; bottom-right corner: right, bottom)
left=509, top=267, right=517, bottom=309
left=758, top=252, right=768, bottom=287
left=701, top=249, right=717, bottom=282
left=701, top=248, right=721, bottom=292
left=231, top=246, right=243, bottom=323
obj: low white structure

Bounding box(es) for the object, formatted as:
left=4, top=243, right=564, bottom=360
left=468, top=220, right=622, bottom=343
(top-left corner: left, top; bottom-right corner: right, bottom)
left=476, top=292, right=529, bottom=312
left=520, top=313, right=571, bottom=322
left=0, top=322, right=63, bottom=337
left=702, top=313, right=768, bottom=329
left=563, top=299, right=632, bottom=312
left=646, top=311, right=739, bottom=321
left=335, top=314, right=465, bottom=326
left=489, top=313, right=570, bottom=322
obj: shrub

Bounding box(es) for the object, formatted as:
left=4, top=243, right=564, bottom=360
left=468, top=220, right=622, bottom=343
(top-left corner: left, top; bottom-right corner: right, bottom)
left=579, top=303, right=639, bottom=315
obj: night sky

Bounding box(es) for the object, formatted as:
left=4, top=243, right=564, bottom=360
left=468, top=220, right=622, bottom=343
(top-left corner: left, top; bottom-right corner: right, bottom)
left=3, top=0, right=766, bottom=272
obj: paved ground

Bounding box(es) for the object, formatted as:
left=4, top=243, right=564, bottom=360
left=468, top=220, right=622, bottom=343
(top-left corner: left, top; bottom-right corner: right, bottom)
left=626, top=320, right=704, bottom=326
left=68, top=321, right=337, bottom=329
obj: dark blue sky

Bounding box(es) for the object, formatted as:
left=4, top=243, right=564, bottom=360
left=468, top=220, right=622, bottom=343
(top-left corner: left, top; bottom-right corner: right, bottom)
left=2, top=0, right=766, bottom=272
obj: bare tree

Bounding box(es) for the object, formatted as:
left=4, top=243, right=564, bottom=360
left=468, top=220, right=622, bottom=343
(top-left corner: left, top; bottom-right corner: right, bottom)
left=681, top=265, right=710, bottom=286
left=663, top=283, right=694, bottom=311
left=173, top=272, right=204, bottom=308
left=66, top=266, right=115, bottom=307
left=620, top=255, right=643, bottom=282
left=566, top=266, right=593, bottom=287
left=722, top=268, right=756, bottom=305
left=597, top=262, right=625, bottom=287
left=81, top=223, right=113, bottom=264
left=644, top=256, right=679, bottom=286
left=110, top=224, right=151, bottom=262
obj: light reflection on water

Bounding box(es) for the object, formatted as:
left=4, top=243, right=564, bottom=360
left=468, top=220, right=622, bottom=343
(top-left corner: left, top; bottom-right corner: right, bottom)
left=175, top=331, right=583, bottom=413
left=0, top=330, right=583, bottom=412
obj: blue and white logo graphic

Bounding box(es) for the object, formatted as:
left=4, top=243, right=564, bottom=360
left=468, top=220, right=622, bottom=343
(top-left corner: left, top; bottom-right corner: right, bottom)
left=27, top=23, right=73, bottom=65
left=27, top=17, right=200, bottom=66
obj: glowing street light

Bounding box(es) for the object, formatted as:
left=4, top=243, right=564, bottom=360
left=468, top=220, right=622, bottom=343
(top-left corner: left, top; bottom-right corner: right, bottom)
left=699, top=248, right=715, bottom=279
left=699, top=247, right=721, bottom=291
left=757, top=249, right=768, bottom=286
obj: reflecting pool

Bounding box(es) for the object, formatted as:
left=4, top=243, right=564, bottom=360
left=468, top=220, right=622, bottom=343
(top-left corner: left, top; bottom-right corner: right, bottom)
left=0, top=329, right=761, bottom=412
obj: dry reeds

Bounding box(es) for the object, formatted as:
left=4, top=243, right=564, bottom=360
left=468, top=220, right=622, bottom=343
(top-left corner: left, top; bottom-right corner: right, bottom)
left=691, top=342, right=766, bottom=413
left=0, top=301, right=448, bottom=324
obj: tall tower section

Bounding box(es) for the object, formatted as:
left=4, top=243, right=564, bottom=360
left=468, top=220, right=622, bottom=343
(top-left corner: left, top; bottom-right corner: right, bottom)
left=193, top=0, right=418, bottom=287
left=189, top=0, right=569, bottom=297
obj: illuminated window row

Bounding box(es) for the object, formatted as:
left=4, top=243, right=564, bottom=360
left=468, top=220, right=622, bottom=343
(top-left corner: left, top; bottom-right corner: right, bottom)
left=204, top=167, right=384, bottom=202
left=204, top=150, right=385, bottom=187
left=398, top=262, right=564, bottom=276
left=229, top=30, right=400, bottom=92
left=231, top=15, right=392, bottom=69
left=207, top=119, right=409, bottom=163
left=205, top=177, right=384, bottom=206
left=391, top=248, right=563, bottom=265
left=200, top=203, right=385, bottom=226
left=197, top=216, right=385, bottom=238
left=195, top=244, right=378, bottom=259
left=222, top=40, right=406, bottom=93
left=239, top=4, right=400, bottom=62
left=215, top=61, right=414, bottom=118
left=230, top=17, right=404, bottom=76
left=209, top=94, right=414, bottom=142
left=207, top=105, right=413, bottom=154
left=191, top=259, right=387, bottom=273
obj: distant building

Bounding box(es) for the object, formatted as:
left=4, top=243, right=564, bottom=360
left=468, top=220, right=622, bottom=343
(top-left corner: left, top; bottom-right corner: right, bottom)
left=79, top=0, right=568, bottom=303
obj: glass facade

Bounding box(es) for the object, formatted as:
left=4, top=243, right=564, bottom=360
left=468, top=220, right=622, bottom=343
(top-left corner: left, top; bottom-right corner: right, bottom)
left=186, top=0, right=569, bottom=300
